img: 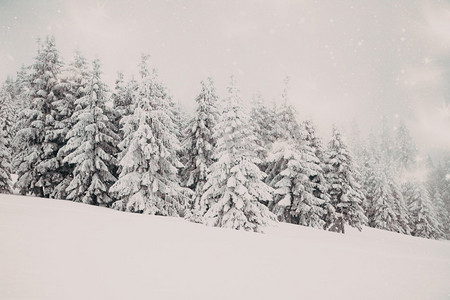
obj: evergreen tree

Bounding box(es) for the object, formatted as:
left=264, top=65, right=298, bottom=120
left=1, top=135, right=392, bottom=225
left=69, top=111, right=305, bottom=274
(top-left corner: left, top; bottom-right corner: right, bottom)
left=111, top=72, right=136, bottom=140
left=386, top=170, right=411, bottom=235
left=250, top=93, right=276, bottom=162
left=365, top=163, right=399, bottom=232
left=394, top=121, right=417, bottom=171
left=0, top=127, right=12, bottom=194
left=402, top=181, right=441, bottom=239
left=60, top=59, right=118, bottom=206
left=181, top=78, right=219, bottom=217
left=110, top=55, right=188, bottom=216
left=271, top=77, right=301, bottom=142
left=427, top=155, right=450, bottom=239
left=266, top=139, right=326, bottom=228
left=324, top=127, right=367, bottom=233
left=200, top=77, right=275, bottom=232
left=379, top=116, right=395, bottom=163
left=52, top=51, right=91, bottom=199
left=301, top=120, right=334, bottom=227
left=13, top=36, right=65, bottom=197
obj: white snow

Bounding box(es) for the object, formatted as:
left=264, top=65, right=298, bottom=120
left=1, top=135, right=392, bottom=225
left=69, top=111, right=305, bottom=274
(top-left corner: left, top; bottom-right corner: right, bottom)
left=1, top=194, right=449, bottom=300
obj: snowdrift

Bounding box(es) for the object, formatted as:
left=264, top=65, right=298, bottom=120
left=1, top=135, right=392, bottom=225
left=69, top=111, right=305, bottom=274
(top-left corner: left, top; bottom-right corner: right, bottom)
left=0, top=194, right=449, bottom=300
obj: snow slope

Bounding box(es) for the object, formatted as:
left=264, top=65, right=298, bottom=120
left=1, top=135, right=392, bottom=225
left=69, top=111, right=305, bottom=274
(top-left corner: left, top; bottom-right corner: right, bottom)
left=1, top=194, right=449, bottom=300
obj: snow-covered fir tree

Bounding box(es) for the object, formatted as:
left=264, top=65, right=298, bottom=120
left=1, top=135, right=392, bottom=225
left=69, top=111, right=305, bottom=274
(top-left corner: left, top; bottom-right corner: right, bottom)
left=271, top=77, right=301, bottom=142
left=386, top=169, right=411, bottom=235
left=51, top=51, right=92, bottom=199
left=59, top=59, right=118, bottom=206
left=402, top=181, right=441, bottom=239
left=0, top=127, right=12, bottom=194
left=264, top=81, right=328, bottom=228
left=427, top=156, right=450, bottom=238
left=111, top=72, right=137, bottom=140
left=394, top=121, right=418, bottom=171
left=266, top=139, right=326, bottom=228
left=365, top=163, right=399, bottom=232
left=181, top=78, right=219, bottom=216
left=250, top=93, right=277, bottom=163
left=110, top=55, right=189, bottom=216
left=200, top=76, right=275, bottom=232
left=300, top=120, right=333, bottom=228
left=13, top=36, right=65, bottom=197
left=0, top=79, right=19, bottom=146
left=324, top=126, right=367, bottom=233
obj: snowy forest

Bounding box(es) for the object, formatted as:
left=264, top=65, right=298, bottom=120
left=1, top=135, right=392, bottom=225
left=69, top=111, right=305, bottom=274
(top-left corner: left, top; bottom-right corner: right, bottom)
left=0, top=36, right=449, bottom=240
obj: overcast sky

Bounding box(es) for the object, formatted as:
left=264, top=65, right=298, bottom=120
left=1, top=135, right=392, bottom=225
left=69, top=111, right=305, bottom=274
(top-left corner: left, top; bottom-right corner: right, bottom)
left=1, top=0, right=449, bottom=153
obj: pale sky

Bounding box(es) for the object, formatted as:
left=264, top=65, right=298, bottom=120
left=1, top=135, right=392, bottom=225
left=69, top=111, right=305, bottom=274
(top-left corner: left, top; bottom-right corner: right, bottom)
left=1, top=0, right=449, bottom=153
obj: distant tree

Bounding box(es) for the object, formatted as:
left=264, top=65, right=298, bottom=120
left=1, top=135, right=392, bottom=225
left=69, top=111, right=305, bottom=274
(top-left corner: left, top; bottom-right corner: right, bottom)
left=394, top=121, right=418, bottom=171
left=402, top=181, right=441, bottom=239
left=111, top=72, right=136, bottom=140
left=250, top=93, right=276, bottom=163
left=271, top=77, right=301, bottom=142
left=427, top=155, right=450, bottom=239
left=324, top=127, right=367, bottom=233
left=200, top=77, right=275, bottom=232
left=365, top=163, right=399, bottom=232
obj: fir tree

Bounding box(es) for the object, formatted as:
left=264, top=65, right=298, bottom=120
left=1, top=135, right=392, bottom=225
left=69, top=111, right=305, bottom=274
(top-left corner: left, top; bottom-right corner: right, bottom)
left=60, top=59, right=118, bottom=206
left=266, top=139, right=326, bottom=228
left=111, top=72, right=136, bottom=140
left=52, top=51, right=91, bottom=199
left=365, top=163, right=399, bottom=232
left=200, top=77, right=275, bottom=232
left=0, top=78, right=19, bottom=146
left=386, top=170, right=411, bottom=235
left=402, top=181, right=441, bottom=239
left=250, top=93, right=276, bottom=163
left=13, top=36, right=65, bottom=197
left=181, top=78, right=219, bottom=217
left=394, top=121, right=418, bottom=171
left=271, top=77, right=301, bottom=142
left=0, top=127, right=12, bottom=194
left=110, top=55, right=188, bottom=216
left=324, top=127, right=367, bottom=233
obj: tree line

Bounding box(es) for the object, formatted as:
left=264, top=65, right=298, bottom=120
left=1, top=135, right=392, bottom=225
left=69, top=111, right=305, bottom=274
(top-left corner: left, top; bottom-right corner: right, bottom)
left=0, top=36, right=449, bottom=239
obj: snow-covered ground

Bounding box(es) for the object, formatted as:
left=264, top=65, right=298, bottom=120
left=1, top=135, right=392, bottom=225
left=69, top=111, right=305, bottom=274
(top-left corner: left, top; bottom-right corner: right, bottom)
left=1, top=194, right=449, bottom=300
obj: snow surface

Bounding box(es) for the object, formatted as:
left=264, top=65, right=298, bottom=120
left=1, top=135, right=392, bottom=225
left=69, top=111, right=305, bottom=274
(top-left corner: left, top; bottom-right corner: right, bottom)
left=1, top=194, right=449, bottom=300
